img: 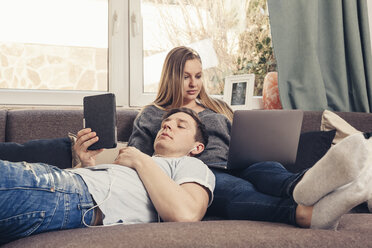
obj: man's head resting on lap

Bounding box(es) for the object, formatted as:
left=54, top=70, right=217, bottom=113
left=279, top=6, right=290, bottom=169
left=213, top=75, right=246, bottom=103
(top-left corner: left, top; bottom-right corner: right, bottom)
left=153, top=107, right=208, bottom=158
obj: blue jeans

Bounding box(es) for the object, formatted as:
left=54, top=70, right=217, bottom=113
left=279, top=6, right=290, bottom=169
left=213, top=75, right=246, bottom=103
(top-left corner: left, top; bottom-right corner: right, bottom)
left=207, top=161, right=304, bottom=225
left=0, top=160, right=94, bottom=245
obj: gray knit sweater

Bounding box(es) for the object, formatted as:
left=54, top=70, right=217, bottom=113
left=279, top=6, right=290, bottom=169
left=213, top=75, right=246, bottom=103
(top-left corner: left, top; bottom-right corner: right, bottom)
left=128, top=105, right=231, bottom=169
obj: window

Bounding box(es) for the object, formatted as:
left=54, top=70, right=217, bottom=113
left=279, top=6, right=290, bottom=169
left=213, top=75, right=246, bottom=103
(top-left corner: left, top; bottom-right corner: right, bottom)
left=1, top=0, right=276, bottom=107
left=129, top=0, right=276, bottom=107
left=0, top=0, right=128, bottom=106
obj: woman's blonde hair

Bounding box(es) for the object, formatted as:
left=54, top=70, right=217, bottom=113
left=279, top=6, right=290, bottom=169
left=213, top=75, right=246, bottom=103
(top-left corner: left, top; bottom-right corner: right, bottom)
left=153, top=46, right=233, bottom=121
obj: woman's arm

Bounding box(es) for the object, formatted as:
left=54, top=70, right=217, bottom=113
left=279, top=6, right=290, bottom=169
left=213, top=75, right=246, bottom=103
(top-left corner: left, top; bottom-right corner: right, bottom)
left=114, top=147, right=210, bottom=222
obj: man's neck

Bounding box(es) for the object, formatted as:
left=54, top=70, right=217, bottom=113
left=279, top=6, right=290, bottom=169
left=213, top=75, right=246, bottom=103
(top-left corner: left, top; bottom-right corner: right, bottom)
left=153, top=150, right=188, bottom=158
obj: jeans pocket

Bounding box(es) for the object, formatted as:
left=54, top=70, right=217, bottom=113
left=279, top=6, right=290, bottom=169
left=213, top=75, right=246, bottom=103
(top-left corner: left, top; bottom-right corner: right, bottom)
left=0, top=211, right=45, bottom=245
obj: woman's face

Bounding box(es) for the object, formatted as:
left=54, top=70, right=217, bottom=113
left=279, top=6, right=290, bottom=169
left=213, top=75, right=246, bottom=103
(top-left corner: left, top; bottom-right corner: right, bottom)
left=182, top=59, right=203, bottom=104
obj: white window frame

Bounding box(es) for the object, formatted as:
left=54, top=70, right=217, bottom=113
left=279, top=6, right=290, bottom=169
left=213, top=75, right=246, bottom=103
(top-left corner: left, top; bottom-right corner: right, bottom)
left=129, top=0, right=155, bottom=107
left=0, top=0, right=129, bottom=107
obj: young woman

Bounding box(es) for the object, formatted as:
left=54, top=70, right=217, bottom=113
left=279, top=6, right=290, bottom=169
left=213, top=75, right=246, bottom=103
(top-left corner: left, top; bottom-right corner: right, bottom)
left=75, top=46, right=372, bottom=229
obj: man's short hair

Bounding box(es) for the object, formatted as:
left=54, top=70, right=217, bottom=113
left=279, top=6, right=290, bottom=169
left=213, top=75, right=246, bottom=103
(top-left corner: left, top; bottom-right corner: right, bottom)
left=163, top=108, right=209, bottom=147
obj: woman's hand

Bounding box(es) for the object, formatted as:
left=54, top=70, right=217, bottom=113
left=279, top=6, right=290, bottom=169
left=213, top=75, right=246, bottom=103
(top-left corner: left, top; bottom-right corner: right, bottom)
left=113, top=146, right=151, bottom=170
left=73, top=128, right=103, bottom=167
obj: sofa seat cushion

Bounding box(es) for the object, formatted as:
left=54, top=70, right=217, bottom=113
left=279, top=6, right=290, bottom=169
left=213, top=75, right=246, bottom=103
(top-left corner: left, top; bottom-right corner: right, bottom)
left=4, top=214, right=372, bottom=248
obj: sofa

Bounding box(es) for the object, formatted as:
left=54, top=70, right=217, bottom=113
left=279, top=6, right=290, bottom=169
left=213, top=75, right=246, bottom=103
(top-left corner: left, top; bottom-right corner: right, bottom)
left=1, top=108, right=372, bottom=248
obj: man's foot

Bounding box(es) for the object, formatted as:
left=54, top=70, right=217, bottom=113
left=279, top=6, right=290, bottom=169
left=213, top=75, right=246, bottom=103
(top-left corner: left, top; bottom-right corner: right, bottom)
left=310, top=160, right=372, bottom=229
left=293, top=133, right=370, bottom=206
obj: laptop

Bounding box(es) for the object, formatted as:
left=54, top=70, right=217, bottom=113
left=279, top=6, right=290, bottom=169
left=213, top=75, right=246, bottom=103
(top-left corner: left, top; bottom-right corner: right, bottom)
left=227, top=109, right=304, bottom=170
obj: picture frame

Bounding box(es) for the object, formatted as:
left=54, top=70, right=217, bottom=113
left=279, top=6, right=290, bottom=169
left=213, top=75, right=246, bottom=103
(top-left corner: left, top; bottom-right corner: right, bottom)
left=223, top=74, right=255, bottom=110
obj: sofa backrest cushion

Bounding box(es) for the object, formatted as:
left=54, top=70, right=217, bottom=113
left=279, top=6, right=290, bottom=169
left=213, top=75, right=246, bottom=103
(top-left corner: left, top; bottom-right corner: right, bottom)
left=302, top=111, right=372, bottom=133
left=6, top=110, right=83, bottom=143
left=5, top=109, right=139, bottom=143
left=116, top=109, right=139, bottom=142
left=301, top=111, right=323, bottom=133
left=331, top=111, right=372, bottom=132
left=0, top=110, right=6, bottom=142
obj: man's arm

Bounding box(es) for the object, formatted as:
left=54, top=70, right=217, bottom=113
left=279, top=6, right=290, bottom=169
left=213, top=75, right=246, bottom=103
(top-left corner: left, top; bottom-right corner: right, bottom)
left=114, top=147, right=210, bottom=222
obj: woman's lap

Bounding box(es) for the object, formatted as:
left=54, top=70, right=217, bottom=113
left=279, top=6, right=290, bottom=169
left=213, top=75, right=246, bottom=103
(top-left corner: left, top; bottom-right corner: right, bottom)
left=208, top=162, right=298, bottom=225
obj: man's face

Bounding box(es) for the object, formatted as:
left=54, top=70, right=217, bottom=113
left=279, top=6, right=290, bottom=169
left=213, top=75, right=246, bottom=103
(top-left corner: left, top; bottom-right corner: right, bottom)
left=154, top=112, right=200, bottom=157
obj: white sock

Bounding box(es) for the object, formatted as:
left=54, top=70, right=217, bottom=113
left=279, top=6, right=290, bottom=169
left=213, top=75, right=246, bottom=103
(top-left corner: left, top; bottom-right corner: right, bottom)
left=311, top=161, right=372, bottom=230
left=293, top=133, right=370, bottom=206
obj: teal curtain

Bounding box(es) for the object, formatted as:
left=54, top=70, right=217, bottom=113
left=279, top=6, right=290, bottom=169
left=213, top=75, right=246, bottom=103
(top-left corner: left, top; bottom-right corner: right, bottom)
left=267, top=0, right=372, bottom=112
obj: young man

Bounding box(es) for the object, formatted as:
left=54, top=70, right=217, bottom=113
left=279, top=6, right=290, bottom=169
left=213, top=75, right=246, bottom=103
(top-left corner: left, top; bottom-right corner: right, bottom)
left=0, top=108, right=215, bottom=245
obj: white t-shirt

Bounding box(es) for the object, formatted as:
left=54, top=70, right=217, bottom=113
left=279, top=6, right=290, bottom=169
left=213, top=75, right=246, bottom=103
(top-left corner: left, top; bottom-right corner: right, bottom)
left=72, top=156, right=215, bottom=225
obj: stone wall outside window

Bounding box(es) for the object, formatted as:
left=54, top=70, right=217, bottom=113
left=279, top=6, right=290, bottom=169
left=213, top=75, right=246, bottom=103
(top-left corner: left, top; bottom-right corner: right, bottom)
left=0, top=42, right=108, bottom=91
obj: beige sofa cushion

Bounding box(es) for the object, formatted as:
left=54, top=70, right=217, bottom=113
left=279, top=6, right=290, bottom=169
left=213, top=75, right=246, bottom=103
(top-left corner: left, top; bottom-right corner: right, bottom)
left=320, top=110, right=360, bottom=144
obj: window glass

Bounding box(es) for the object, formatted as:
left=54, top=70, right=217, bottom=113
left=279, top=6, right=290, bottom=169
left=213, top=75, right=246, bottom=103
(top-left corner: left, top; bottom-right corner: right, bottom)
left=141, top=0, right=276, bottom=96
left=0, top=0, right=108, bottom=92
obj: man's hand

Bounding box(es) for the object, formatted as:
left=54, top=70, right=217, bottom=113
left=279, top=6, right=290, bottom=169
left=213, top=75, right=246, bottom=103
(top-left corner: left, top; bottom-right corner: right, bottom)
left=113, top=146, right=151, bottom=169
left=73, top=128, right=103, bottom=167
